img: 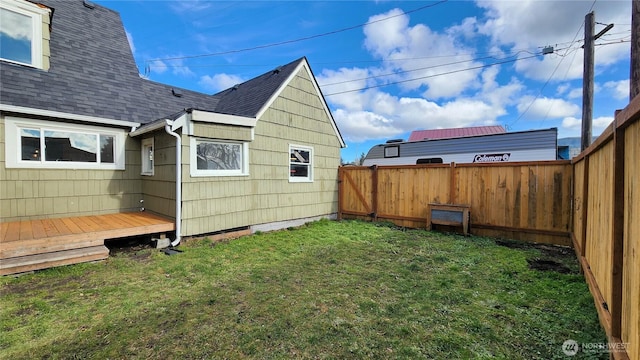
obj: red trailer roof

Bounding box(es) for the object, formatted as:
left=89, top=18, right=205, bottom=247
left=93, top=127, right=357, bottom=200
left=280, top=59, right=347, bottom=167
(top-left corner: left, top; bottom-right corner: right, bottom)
left=408, top=125, right=506, bottom=142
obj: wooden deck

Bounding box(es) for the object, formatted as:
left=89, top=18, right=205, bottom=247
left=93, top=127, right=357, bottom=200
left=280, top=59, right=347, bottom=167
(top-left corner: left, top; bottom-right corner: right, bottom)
left=0, top=212, right=175, bottom=276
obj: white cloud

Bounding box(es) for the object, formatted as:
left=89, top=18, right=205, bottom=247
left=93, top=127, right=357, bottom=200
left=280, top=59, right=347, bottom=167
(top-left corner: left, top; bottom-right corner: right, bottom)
left=561, top=115, right=613, bottom=134
left=169, top=0, right=212, bottom=13
left=556, top=84, right=570, bottom=95
left=319, top=5, right=540, bottom=144
left=199, top=73, right=245, bottom=93
left=476, top=0, right=631, bottom=82
left=331, top=88, right=506, bottom=143
left=362, top=8, right=482, bottom=99
left=148, top=60, right=167, bottom=74
left=517, top=96, right=580, bottom=120
left=147, top=57, right=194, bottom=77
left=604, top=79, right=630, bottom=100
left=568, top=87, right=583, bottom=99
left=317, top=67, right=372, bottom=111
left=333, top=109, right=401, bottom=142
left=446, top=17, right=478, bottom=40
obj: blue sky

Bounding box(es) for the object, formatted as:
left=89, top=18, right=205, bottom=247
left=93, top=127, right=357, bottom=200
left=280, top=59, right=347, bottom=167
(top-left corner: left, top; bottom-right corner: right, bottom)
left=96, top=0, right=632, bottom=163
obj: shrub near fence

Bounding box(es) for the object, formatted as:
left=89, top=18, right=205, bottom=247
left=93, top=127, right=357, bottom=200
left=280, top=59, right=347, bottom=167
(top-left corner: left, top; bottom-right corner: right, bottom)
left=338, top=160, right=573, bottom=246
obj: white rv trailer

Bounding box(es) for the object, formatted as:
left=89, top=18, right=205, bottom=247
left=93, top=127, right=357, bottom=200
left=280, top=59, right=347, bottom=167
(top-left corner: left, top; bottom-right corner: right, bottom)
left=362, top=128, right=558, bottom=166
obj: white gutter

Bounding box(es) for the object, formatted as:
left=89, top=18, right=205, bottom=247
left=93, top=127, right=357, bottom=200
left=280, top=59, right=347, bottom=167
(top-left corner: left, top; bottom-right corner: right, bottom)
left=0, top=104, right=141, bottom=131
left=129, top=120, right=169, bottom=137
left=164, top=120, right=182, bottom=247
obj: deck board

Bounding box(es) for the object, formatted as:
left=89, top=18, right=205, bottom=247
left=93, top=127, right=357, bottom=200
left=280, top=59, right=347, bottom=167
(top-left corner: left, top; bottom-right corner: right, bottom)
left=0, top=212, right=176, bottom=275
left=41, top=219, right=61, bottom=238
left=0, top=223, right=8, bottom=241
left=19, top=221, right=34, bottom=241
left=72, top=216, right=99, bottom=233
left=5, top=222, right=20, bottom=242
left=61, top=218, right=84, bottom=234
left=51, top=219, right=73, bottom=237
left=31, top=220, right=47, bottom=239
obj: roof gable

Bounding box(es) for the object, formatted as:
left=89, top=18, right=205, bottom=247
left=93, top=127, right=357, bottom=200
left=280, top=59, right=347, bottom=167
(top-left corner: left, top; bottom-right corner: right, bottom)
left=212, top=57, right=345, bottom=147
left=212, top=58, right=302, bottom=118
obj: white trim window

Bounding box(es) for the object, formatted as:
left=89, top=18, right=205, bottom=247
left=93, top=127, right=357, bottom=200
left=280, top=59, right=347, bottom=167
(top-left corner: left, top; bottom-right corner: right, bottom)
left=0, top=0, right=48, bottom=68
left=289, top=144, right=313, bottom=182
left=190, top=138, right=249, bottom=177
left=5, top=117, right=126, bottom=170
left=141, top=137, right=154, bottom=176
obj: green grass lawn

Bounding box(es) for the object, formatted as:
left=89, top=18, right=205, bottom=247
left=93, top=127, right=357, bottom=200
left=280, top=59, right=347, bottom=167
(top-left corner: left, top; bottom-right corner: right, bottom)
left=0, top=220, right=606, bottom=359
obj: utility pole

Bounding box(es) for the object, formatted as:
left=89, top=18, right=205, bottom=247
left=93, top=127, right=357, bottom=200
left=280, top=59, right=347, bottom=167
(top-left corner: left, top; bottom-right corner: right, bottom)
left=581, top=12, right=614, bottom=151
left=581, top=12, right=594, bottom=151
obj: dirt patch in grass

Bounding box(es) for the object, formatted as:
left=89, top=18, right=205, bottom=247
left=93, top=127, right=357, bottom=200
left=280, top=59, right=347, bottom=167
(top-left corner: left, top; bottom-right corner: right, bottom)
left=527, top=258, right=572, bottom=273
left=495, top=239, right=578, bottom=274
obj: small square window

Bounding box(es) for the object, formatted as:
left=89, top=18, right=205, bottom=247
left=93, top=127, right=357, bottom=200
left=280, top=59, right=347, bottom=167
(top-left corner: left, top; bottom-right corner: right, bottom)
left=384, top=146, right=400, bottom=158
left=141, top=137, right=154, bottom=176
left=289, top=144, right=313, bottom=182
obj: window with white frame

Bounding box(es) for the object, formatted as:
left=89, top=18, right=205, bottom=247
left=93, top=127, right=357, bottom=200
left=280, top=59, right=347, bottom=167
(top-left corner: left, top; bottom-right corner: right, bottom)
left=5, top=117, right=125, bottom=170
left=289, top=144, right=313, bottom=182
left=190, top=138, right=248, bottom=177
left=0, top=0, right=48, bottom=68
left=141, top=137, right=154, bottom=176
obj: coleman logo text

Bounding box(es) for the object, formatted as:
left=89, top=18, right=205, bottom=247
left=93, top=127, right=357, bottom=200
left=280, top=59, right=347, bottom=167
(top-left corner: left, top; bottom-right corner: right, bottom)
left=473, top=153, right=511, bottom=163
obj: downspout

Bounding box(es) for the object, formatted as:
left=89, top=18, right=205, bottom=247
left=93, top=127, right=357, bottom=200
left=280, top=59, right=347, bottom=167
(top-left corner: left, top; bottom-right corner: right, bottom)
left=165, top=122, right=182, bottom=247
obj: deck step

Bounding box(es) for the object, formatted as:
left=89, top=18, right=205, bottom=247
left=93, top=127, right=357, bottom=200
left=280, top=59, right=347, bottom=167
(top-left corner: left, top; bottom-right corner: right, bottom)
left=0, top=236, right=105, bottom=259
left=0, top=246, right=109, bottom=276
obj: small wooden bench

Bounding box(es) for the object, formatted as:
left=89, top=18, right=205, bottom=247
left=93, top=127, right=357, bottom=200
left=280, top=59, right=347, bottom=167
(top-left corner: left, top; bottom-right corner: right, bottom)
left=427, top=203, right=471, bottom=236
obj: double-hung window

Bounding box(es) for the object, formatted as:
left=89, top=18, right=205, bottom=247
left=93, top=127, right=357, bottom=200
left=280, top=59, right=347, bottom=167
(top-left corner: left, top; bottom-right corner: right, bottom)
left=190, top=138, right=249, bottom=177
left=0, top=0, right=49, bottom=69
left=5, top=117, right=125, bottom=170
left=289, top=144, right=313, bottom=182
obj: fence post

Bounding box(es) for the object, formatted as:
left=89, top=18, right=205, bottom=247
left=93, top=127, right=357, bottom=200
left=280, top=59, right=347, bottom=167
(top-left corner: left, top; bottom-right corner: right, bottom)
left=580, top=156, right=589, bottom=258
left=337, top=167, right=343, bottom=221
left=449, top=162, right=457, bottom=204
left=371, top=165, right=378, bottom=221
left=610, top=120, right=625, bottom=340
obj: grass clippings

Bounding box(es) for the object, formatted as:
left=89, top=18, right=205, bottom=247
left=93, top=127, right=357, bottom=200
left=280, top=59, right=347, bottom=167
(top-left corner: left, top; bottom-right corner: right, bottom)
left=0, top=220, right=605, bottom=359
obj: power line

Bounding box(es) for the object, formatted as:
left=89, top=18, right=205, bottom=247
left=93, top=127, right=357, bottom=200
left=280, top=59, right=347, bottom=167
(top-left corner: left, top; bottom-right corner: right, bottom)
left=323, top=54, right=539, bottom=96
left=320, top=50, right=558, bottom=88
left=508, top=8, right=589, bottom=128
left=145, top=0, right=449, bottom=64
left=320, top=55, right=501, bottom=87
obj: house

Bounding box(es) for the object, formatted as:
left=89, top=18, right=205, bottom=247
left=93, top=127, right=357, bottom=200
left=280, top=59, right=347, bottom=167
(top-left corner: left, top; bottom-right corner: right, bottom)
left=0, top=0, right=345, bottom=273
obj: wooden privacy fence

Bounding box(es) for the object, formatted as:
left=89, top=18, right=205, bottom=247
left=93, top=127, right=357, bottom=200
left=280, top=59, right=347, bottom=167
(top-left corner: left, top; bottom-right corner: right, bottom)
left=338, top=160, right=573, bottom=246
left=338, top=95, right=640, bottom=360
left=572, top=95, right=639, bottom=360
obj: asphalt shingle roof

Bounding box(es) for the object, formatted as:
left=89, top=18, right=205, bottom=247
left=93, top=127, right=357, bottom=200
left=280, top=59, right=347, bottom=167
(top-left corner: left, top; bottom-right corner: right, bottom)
left=211, top=61, right=302, bottom=118
left=0, top=0, right=302, bottom=125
